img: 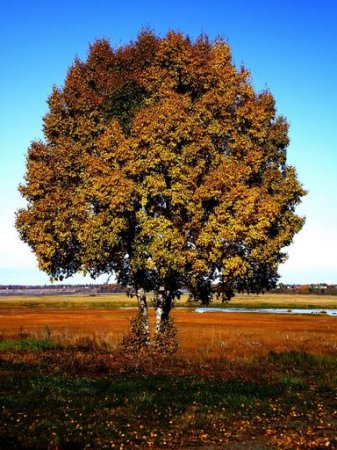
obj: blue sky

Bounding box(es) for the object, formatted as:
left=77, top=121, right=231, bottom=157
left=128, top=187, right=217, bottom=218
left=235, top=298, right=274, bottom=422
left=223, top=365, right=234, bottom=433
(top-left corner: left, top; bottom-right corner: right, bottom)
left=1, top=0, right=336, bottom=285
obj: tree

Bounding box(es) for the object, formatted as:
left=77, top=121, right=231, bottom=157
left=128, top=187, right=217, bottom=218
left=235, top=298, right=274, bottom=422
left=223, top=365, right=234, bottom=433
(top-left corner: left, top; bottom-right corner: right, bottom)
left=16, top=31, right=305, bottom=345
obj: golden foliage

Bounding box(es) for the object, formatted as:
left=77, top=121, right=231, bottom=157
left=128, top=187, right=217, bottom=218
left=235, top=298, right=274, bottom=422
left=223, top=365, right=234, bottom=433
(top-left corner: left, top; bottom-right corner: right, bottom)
left=16, top=31, right=305, bottom=300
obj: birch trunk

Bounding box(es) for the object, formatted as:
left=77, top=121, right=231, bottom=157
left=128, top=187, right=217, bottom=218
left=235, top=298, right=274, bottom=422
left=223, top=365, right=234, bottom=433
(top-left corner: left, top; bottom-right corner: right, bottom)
left=136, top=287, right=150, bottom=344
left=154, top=286, right=172, bottom=334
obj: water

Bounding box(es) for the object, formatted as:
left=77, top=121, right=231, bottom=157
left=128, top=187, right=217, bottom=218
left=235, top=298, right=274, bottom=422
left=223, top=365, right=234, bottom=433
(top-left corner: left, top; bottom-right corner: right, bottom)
left=195, top=307, right=337, bottom=317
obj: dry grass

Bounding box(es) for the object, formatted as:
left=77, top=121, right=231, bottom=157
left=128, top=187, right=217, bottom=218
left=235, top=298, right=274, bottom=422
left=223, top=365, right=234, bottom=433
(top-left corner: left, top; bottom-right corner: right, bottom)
left=1, top=300, right=337, bottom=449
left=1, top=292, right=337, bottom=309
left=0, top=293, right=138, bottom=308
left=175, top=311, right=337, bottom=360
left=229, top=293, right=337, bottom=308
left=1, top=307, right=337, bottom=360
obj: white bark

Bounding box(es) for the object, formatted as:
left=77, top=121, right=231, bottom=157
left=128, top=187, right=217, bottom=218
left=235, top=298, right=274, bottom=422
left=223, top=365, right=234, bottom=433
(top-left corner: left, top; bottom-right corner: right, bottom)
left=155, top=286, right=165, bottom=334
left=155, top=304, right=164, bottom=334
left=154, top=286, right=173, bottom=334
left=136, top=287, right=150, bottom=343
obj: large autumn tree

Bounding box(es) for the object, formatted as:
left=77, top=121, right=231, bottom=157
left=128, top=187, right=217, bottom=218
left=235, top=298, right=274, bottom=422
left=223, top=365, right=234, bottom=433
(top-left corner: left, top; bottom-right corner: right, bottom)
left=16, top=31, right=305, bottom=342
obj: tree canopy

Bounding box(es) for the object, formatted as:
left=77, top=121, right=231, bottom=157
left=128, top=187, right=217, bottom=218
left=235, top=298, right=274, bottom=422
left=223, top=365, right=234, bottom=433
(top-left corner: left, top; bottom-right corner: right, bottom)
left=16, top=30, right=305, bottom=338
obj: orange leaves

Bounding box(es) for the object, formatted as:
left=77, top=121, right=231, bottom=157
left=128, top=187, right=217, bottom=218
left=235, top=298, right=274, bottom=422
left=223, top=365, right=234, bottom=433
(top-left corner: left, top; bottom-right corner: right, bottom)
left=17, top=30, right=305, bottom=295
left=143, top=174, right=167, bottom=198
left=97, top=121, right=126, bottom=160
left=134, top=214, right=186, bottom=276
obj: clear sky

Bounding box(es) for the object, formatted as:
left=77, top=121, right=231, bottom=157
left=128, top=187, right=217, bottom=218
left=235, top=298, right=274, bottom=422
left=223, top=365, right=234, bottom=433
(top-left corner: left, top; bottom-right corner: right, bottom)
left=1, top=0, right=337, bottom=285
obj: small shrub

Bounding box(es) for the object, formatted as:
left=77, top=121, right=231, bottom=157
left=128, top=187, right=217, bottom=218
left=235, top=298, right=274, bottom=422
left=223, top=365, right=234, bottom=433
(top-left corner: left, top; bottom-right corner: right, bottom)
left=119, top=314, right=150, bottom=353
left=153, top=318, right=179, bottom=355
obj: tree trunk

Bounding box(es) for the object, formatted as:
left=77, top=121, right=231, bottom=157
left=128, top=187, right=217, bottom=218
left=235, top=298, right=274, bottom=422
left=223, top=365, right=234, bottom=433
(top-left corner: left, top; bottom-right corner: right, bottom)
left=136, top=287, right=150, bottom=344
left=154, top=286, right=172, bottom=334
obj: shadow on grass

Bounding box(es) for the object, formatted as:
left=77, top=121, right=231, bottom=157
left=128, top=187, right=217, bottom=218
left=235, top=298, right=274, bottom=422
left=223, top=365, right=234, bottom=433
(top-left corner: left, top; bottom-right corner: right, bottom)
left=0, top=355, right=288, bottom=449
left=266, top=350, right=337, bottom=368
left=0, top=358, right=286, bottom=410
left=1, top=351, right=336, bottom=449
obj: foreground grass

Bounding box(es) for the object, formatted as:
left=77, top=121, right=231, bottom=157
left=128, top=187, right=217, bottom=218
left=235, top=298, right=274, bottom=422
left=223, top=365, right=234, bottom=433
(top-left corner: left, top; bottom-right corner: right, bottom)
left=1, top=306, right=336, bottom=448
left=0, top=340, right=336, bottom=449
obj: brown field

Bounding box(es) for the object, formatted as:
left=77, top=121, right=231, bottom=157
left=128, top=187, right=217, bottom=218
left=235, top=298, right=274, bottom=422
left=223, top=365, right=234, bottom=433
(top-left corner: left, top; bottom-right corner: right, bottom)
left=1, top=298, right=337, bottom=449
left=1, top=307, right=336, bottom=359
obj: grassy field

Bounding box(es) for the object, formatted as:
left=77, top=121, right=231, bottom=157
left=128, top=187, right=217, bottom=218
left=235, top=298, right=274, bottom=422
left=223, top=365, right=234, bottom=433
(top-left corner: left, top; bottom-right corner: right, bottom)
left=0, top=293, right=140, bottom=310
left=0, top=295, right=336, bottom=449
left=1, top=292, right=337, bottom=310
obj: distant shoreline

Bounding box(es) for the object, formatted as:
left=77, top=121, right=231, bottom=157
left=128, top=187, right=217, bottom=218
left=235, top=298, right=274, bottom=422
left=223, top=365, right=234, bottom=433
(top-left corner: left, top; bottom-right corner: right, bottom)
left=1, top=283, right=337, bottom=297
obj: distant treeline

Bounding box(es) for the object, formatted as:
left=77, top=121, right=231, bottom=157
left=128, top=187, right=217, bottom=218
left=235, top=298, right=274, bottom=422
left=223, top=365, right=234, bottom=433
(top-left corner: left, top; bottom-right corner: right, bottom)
left=272, top=284, right=337, bottom=295
left=1, top=283, right=337, bottom=297
left=0, top=284, right=126, bottom=297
